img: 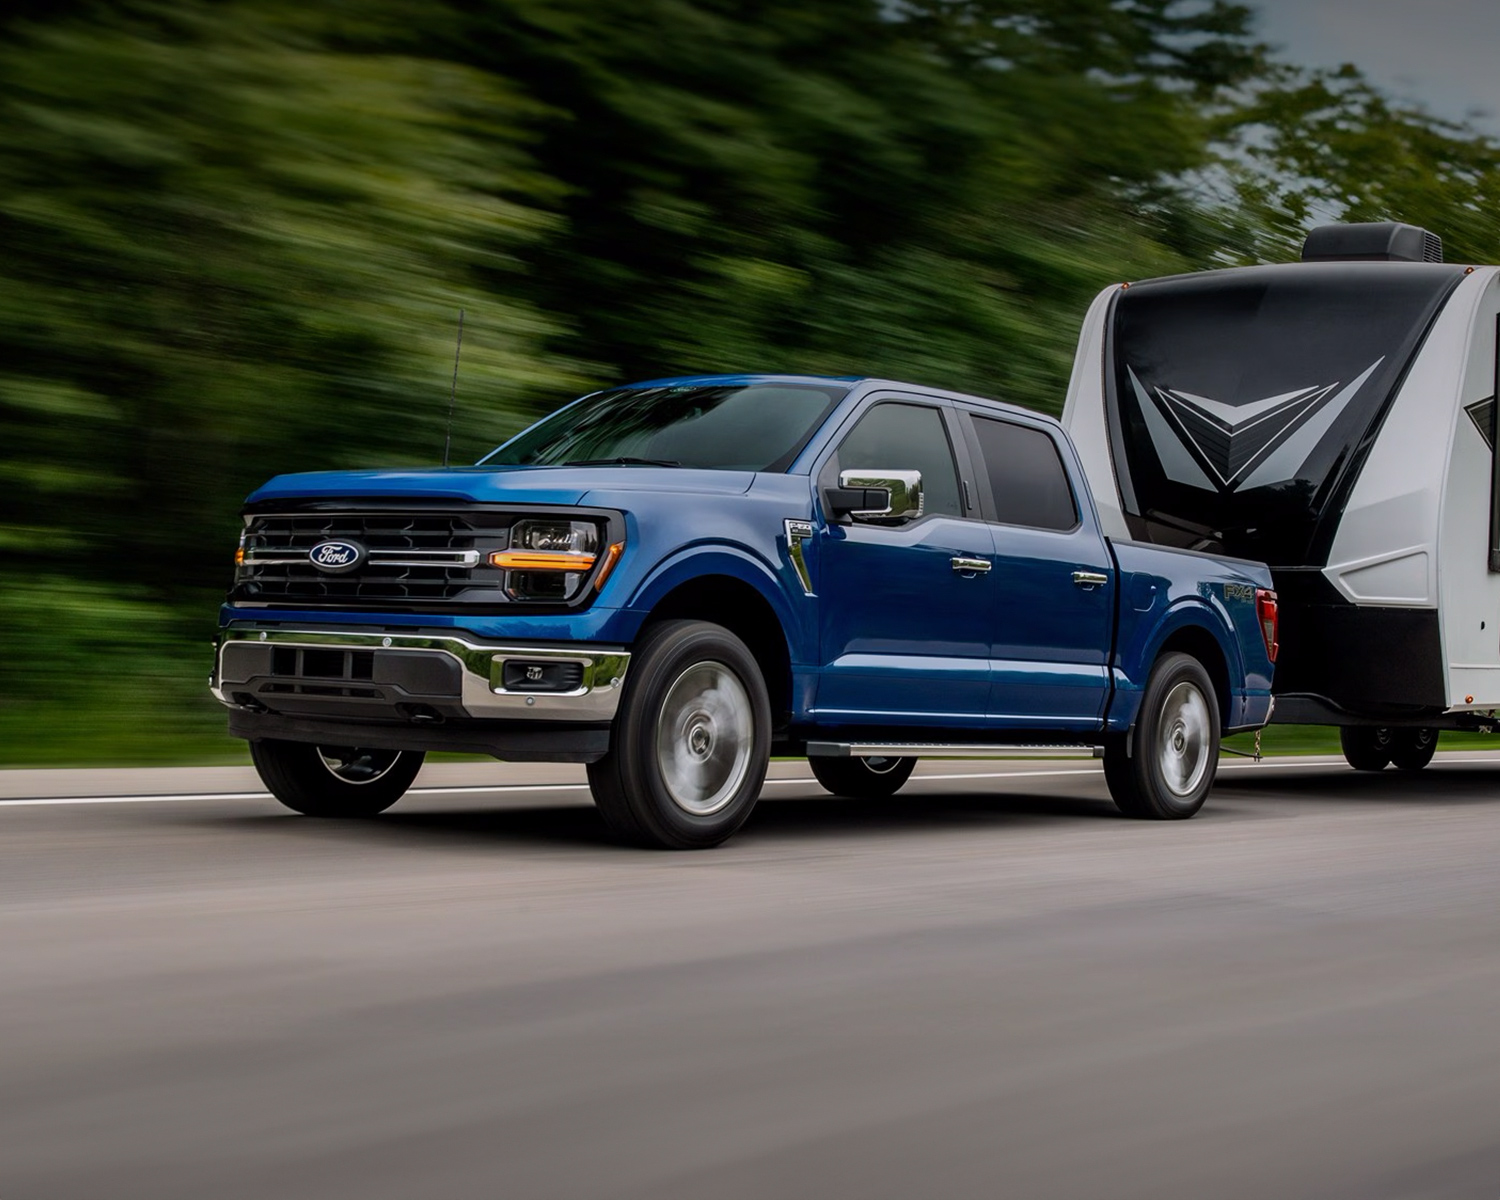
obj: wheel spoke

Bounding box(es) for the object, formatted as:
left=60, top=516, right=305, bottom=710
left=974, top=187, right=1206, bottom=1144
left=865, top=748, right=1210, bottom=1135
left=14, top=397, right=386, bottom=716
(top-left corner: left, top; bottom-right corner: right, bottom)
left=655, top=662, right=753, bottom=816
left=1157, top=682, right=1211, bottom=797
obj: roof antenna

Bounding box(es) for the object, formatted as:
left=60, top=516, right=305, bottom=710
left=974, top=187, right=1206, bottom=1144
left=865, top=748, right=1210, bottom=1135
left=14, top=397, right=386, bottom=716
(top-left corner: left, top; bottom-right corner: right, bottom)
left=443, top=308, right=465, bottom=468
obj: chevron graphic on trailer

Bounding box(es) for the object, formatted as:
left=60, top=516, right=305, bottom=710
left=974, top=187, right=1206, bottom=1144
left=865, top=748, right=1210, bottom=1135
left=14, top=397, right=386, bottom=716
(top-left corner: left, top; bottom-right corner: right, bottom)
left=1128, top=359, right=1382, bottom=493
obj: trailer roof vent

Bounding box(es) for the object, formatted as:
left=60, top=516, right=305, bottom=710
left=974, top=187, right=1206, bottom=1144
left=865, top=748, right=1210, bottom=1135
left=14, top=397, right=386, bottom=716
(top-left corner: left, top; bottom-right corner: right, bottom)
left=1301, top=222, right=1443, bottom=264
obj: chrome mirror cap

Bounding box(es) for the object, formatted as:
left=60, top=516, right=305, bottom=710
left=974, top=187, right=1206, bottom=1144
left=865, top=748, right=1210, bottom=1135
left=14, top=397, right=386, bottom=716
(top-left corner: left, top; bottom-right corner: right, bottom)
left=838, top=469, right=923, bottom=524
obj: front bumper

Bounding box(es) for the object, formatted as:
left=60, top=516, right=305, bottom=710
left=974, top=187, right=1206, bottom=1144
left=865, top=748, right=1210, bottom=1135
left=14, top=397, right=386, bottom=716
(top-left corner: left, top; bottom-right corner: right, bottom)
left=211, top=626, right=631, bottom=724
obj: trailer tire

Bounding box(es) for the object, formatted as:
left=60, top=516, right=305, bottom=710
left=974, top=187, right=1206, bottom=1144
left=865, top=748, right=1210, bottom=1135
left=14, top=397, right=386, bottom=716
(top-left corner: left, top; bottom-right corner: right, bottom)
left=1339, top=726, right=1393, bottom=772
left=1390, top=728, right=1438, bottom=772
left=249, top=740, right=423, bottom=817
left=809, top=755, right=916, bottom=799
left=587, top=620, right=771, bottom=849
left=1104, top=652, right=1219, bottom=819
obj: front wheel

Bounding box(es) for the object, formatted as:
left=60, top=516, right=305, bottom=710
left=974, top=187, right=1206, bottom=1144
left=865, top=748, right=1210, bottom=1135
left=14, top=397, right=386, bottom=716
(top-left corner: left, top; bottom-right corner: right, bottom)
left=1104, top=652, right=1220, bottom=819
left=809, top=754, right=916, bottom=799
left=249, top=740, right=424, bottom=817
left=1340, top=726, right=1394, bottom=772
left=587, top=620, right=771, bottom=849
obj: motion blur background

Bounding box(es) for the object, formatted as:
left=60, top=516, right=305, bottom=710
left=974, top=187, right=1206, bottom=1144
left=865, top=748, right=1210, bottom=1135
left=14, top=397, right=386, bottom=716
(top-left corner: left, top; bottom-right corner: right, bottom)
left=3, top=0, right=1498, bottom=765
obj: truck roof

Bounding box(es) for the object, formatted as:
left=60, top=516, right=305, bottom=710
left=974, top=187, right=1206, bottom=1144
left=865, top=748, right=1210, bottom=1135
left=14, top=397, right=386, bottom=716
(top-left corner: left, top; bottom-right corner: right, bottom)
left=618, top=374, right=1057, bottom=428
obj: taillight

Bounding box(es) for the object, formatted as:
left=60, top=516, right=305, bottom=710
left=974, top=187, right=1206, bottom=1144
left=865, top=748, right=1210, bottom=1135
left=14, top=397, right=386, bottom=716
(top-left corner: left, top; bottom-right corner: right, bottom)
left=1255, top=588, right=1279, bottom=664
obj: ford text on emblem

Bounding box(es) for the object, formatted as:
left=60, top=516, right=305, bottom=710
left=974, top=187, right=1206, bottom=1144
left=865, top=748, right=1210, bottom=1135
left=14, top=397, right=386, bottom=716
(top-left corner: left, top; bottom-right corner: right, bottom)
left=308, top=539, right=366, bottom=573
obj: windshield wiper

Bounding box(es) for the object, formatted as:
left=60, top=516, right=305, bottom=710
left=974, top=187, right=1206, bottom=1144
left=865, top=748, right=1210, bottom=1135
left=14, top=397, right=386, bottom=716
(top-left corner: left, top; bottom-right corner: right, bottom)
left=563, top=456, right=682, bottom=467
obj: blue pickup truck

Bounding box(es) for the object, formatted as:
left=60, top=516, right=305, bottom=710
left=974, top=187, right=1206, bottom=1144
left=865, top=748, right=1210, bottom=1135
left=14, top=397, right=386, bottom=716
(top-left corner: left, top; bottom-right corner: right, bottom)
left=213, top=375, right=1277, bottom=848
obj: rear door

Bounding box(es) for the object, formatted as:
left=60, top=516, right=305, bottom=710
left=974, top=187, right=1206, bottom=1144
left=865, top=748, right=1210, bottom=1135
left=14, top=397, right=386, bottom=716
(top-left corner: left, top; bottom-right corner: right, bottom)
left=957, top=409, right=1115, bottom=729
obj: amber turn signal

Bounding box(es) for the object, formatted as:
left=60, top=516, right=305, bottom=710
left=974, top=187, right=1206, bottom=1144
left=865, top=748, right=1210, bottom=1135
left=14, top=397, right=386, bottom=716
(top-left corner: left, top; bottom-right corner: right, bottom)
left=488, top=550, right=597, bottom=571
left=593, top=542, right=624, bottom=591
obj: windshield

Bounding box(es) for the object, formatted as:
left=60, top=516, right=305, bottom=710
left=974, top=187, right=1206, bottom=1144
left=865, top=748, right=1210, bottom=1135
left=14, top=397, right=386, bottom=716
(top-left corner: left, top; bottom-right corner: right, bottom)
left=480, top=382, right=848, bottom=472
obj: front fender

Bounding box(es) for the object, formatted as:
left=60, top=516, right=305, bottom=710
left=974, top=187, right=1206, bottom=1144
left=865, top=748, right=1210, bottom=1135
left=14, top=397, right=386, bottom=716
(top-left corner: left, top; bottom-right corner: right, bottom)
left=623, top=543, right=809, bottom=663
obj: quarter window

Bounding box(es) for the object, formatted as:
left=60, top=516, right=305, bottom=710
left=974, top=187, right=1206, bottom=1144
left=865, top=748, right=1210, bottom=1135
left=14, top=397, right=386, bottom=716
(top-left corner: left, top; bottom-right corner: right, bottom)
left=831, top=403, right=963, bottom=518
left=971, top=416, right=1078, bottom=531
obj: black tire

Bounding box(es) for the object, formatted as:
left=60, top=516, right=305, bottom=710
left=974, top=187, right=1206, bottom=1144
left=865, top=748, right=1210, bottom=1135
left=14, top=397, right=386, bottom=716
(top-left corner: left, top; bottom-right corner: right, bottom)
left=1340, top=726, right=1394, bottom=772
left=587, top=619, right=771, bottom=849
left=1389, top=727, right=1438, bottom=772
left=809, top=754, right=917, bottom=799
left=1104, top=652, right=1220, bottom=819
left=249, top=739, right=423, bottom=817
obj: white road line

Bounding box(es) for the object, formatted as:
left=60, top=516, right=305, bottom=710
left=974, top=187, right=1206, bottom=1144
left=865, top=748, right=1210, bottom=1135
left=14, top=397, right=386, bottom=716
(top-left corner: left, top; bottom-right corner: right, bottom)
left=2, top=757, right=1496, bottom=808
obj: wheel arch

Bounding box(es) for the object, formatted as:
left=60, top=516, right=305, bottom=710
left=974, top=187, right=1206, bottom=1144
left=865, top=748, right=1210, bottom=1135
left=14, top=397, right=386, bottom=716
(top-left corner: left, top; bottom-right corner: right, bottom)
left=1154, top=619, right=1233, bottom=729
left=632, top=567, right=796, bottom=731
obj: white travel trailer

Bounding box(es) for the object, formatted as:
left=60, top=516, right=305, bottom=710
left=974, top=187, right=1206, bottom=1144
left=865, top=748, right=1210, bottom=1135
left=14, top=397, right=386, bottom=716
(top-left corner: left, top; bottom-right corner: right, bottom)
left=1062, top=222, right=1500, bottom=771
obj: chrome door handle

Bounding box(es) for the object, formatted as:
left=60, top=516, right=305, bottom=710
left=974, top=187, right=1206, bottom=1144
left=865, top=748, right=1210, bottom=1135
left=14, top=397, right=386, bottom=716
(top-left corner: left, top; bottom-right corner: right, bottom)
left=1072, top=571, right=1108, bottom=588
left=951, top=556, right=992, bottom=574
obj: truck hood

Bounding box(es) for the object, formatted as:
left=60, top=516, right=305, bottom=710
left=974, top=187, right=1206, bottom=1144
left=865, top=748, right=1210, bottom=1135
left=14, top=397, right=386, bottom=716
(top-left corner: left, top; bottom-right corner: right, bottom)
left=245, top=465, right=756, bottom=507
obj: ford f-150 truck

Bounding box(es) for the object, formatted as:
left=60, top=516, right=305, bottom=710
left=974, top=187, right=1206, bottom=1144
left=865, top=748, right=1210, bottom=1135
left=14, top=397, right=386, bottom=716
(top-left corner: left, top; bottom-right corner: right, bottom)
left=212, top=375, right=1278, bottom=848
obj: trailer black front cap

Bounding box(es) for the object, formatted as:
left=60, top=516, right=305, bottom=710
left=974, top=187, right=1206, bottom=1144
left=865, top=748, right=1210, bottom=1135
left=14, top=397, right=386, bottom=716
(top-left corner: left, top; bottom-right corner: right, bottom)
left=1301, top=222, right=1443, bottom=264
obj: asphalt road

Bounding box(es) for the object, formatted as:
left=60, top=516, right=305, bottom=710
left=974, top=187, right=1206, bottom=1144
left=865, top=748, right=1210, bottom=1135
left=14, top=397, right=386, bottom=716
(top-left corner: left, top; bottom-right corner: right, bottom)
left=3, top=754, right=1499, bottom=1200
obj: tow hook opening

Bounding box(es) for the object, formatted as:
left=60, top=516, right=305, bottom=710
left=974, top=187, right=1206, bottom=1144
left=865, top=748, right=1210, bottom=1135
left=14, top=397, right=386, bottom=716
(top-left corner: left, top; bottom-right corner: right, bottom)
left=400, top=704, right=444, bottom=725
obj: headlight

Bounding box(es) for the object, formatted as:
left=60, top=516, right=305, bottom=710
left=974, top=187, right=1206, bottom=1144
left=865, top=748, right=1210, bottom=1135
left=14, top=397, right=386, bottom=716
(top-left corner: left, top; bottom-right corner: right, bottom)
left=490, top=519, right=604, bottom=601
left=509, top=520, right=600, bottom=555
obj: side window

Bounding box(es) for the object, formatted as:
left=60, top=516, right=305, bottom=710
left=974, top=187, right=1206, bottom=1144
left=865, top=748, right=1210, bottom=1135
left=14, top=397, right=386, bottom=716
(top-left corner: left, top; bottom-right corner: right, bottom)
left=831, top=402, right=963, bottom=518
left=971, top=416, right=1078, bottom=531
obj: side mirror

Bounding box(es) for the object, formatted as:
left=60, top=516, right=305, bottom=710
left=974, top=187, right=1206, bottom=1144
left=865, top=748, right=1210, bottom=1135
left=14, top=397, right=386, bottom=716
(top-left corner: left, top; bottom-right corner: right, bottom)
left=825, top=469, right=924, bottom=525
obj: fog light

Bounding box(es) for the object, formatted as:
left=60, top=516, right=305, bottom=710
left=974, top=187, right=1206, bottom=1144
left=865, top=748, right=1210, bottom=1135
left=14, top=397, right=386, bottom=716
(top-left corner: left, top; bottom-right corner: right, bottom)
left=501, top=660, right=585, bottom=693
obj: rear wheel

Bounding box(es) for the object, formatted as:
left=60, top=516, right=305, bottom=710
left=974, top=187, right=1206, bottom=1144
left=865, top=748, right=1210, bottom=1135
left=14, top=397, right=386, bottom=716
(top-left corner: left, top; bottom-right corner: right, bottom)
left=809, top=754, right=916, bottom=799
left=1340, top=726, right=1394, bottom=772
left=1104, top=652, right=1220, bottom=819
left=249, top=740, right=423, bottom=817
left=587, top=620, right=771, bottom=849
left=1390, top=727, right=1438, bottom=772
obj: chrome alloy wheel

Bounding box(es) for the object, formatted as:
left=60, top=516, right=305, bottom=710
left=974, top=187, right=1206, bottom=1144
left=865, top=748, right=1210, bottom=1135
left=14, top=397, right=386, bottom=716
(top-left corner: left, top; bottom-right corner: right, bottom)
left=655, top=661, right=754, bottom=816
left=862, top=756, right=902, bottom=775
left=316, top=746, right=404, bottom=786
left=1156, top=681, right=1211, bottom=797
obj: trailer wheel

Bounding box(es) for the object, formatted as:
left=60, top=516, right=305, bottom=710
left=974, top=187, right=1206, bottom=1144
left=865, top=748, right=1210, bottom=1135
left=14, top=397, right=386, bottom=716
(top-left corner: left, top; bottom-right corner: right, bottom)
left=1389, top=728, right=1438, bottom=772
left=809, top=755, right=917, bottom=799
left=249, top=740, right=423, bottom=817
left=1339, top=726, right=1394, bottom=772
left=587, top=620, right=771, bottom=849
left=1104, top=652, right=1220, bottom=819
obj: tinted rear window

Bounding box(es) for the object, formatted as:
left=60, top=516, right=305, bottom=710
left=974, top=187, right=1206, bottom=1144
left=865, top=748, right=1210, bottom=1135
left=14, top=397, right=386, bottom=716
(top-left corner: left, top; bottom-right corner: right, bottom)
left=971, top=416, right=1077, bottom=530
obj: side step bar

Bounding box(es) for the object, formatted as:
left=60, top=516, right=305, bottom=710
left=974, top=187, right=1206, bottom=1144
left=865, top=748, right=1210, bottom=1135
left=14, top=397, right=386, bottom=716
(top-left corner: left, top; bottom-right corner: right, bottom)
left=806, top=742, right=1105, bottom=760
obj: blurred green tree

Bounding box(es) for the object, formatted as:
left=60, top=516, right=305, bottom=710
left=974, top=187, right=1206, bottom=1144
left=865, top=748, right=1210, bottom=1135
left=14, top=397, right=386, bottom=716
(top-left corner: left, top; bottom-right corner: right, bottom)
left=0, top=2, right=581, bottom=758
left=457, top=0, right=1268, bottom=402
left=1216, top=64, right=1500, bottom=263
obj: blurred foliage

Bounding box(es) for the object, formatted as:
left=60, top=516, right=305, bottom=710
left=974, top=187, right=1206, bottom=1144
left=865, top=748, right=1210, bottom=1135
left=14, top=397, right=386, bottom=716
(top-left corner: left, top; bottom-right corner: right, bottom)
left=1215, top=64, right=1500, bottom=263
left=0, top=0, right=1497, bottom=764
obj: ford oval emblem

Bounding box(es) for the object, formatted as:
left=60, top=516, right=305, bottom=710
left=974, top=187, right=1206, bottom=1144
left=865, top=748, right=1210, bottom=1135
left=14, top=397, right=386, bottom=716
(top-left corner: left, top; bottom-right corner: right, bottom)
left=307, top=539, right=366, bottom=573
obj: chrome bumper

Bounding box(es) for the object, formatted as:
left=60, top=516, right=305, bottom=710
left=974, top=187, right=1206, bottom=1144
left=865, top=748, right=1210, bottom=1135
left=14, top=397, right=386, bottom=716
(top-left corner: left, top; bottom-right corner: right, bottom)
left=212, top=627, right=630, bottom=722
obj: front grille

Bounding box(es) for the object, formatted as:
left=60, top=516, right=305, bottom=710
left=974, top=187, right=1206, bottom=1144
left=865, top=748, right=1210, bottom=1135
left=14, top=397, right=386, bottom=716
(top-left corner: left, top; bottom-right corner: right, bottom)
left=233, top=511, right=512, bottom=607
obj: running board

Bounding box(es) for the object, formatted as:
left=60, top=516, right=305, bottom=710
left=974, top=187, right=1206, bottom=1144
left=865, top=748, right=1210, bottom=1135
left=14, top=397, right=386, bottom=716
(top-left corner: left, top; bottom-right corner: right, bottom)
left=805, top=742, right=1105, bottom=760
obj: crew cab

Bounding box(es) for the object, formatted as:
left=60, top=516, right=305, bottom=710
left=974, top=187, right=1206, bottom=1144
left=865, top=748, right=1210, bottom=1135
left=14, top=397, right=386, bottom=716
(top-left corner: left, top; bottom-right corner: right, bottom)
left=212, top=375, right=1277, bottom=848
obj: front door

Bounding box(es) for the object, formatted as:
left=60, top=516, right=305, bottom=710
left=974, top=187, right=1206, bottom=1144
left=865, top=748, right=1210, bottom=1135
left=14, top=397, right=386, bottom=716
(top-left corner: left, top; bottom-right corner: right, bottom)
left=814, top=399, right=996, bottom=726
